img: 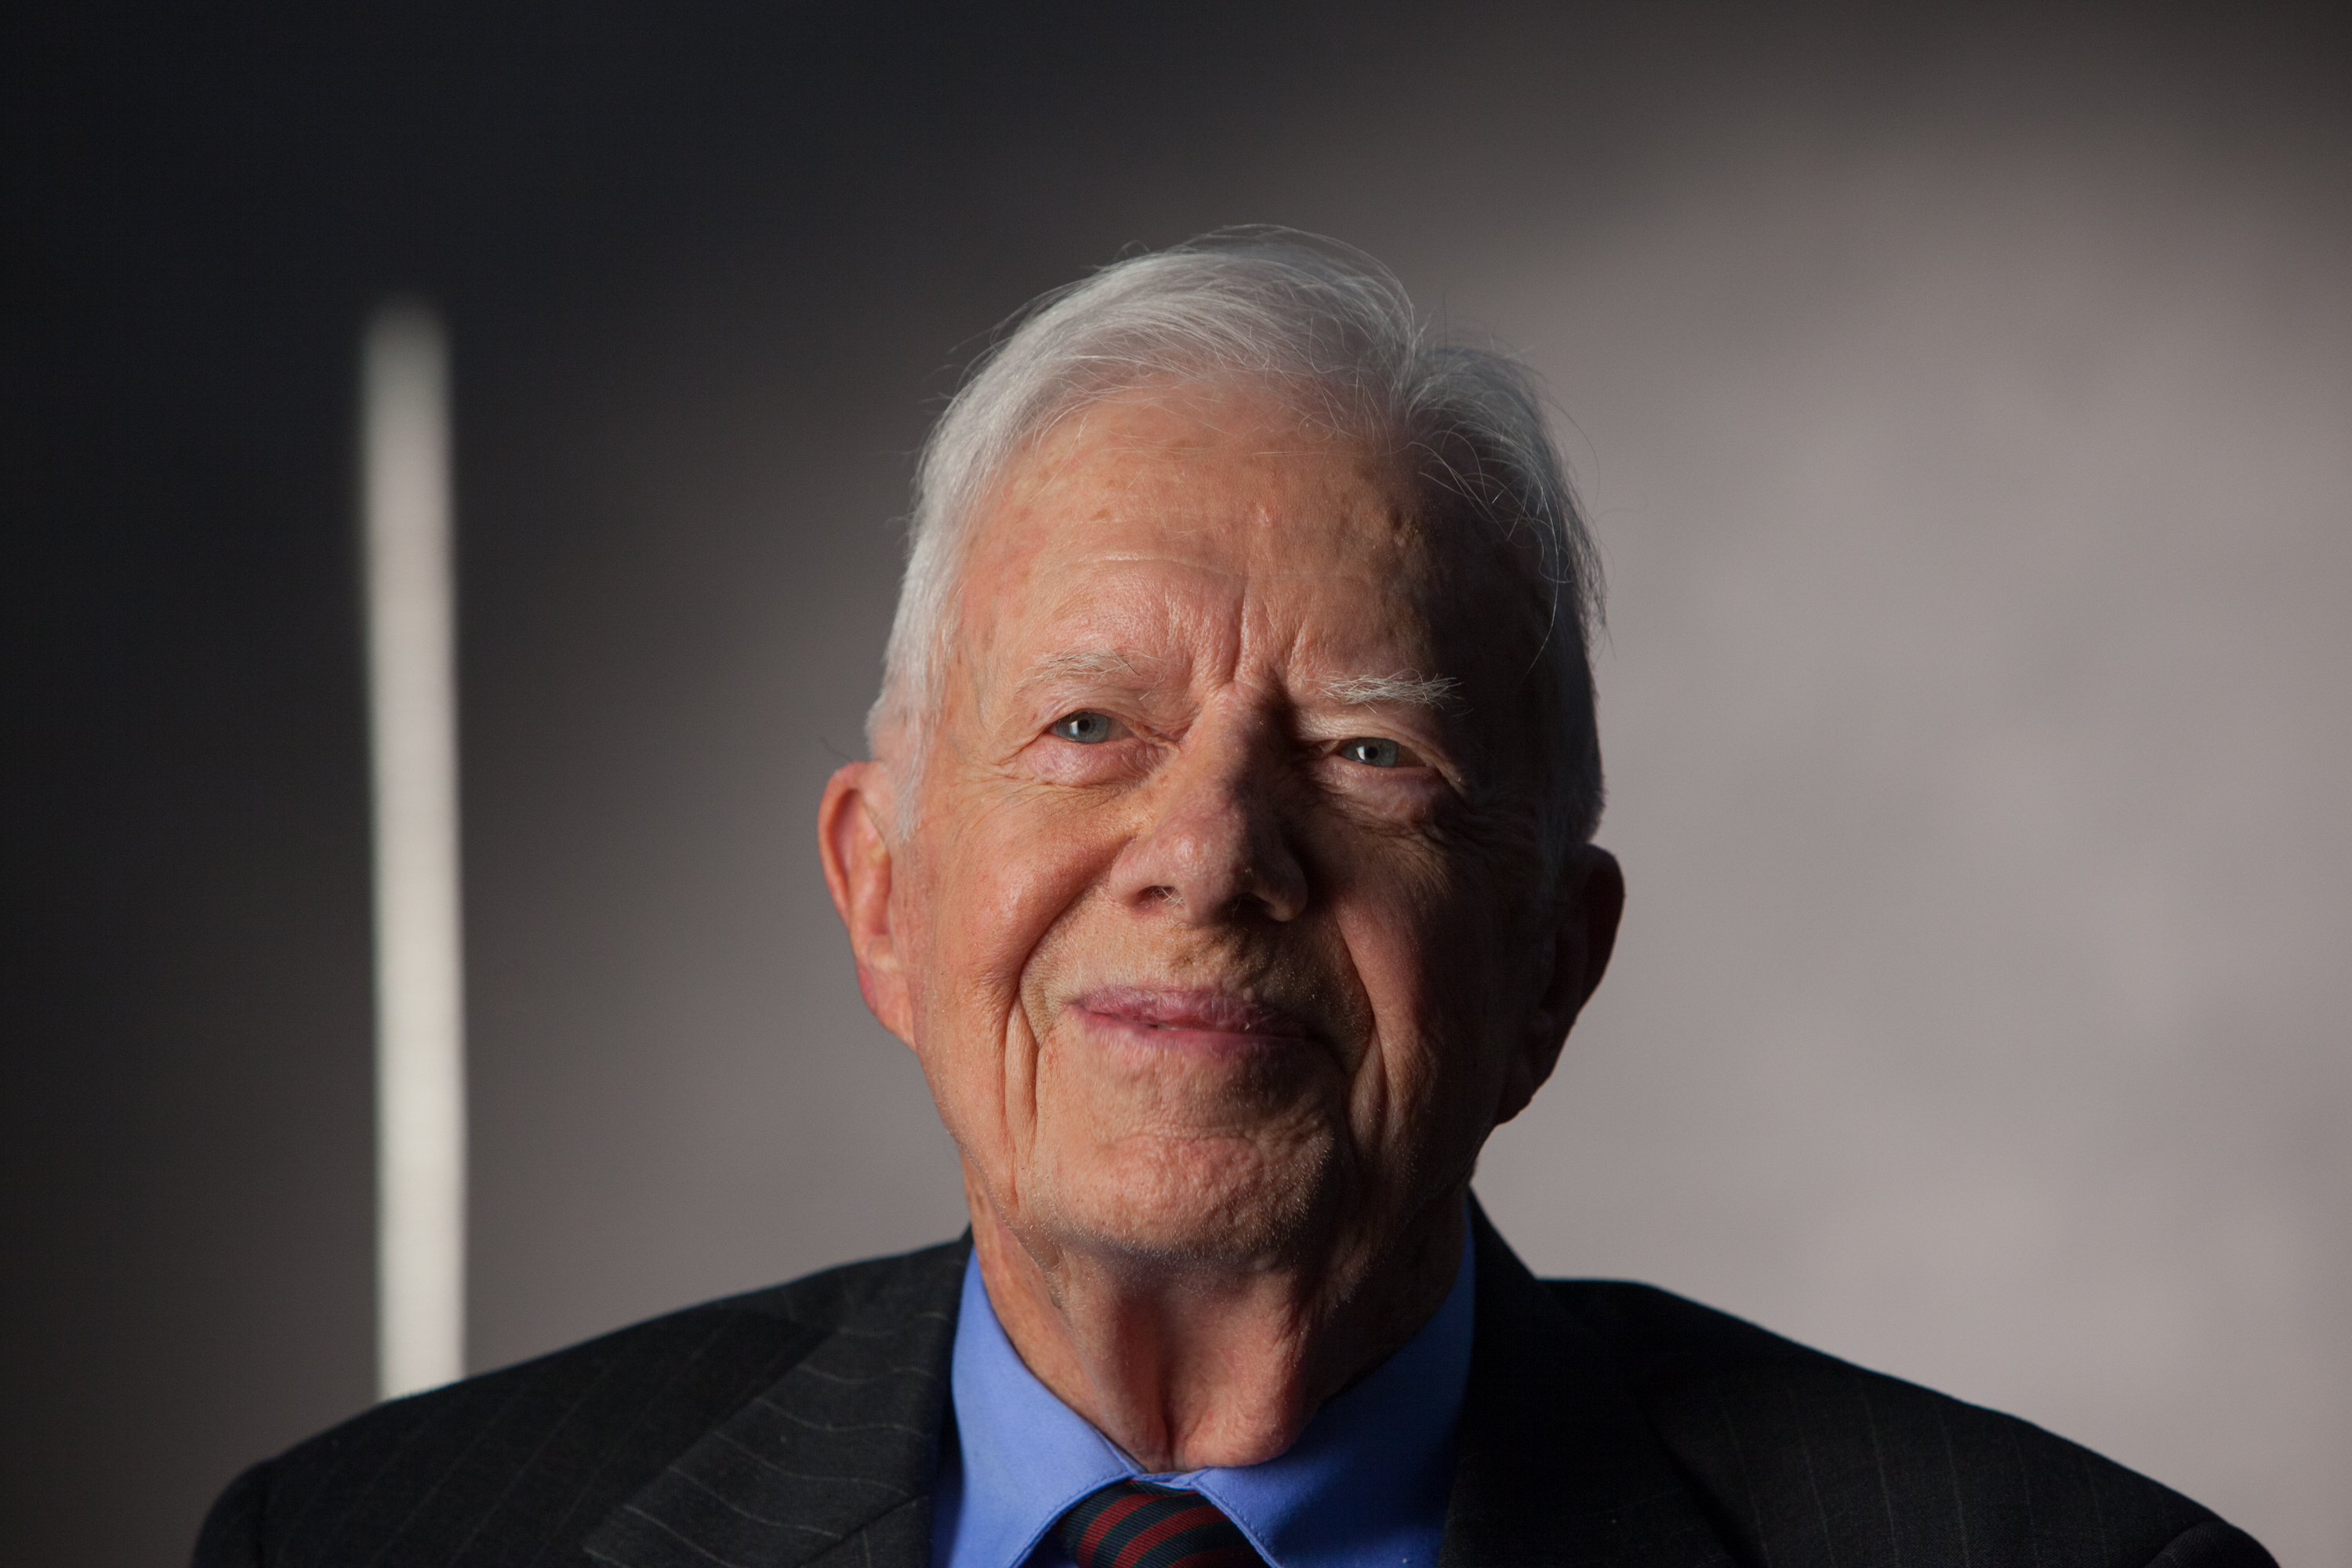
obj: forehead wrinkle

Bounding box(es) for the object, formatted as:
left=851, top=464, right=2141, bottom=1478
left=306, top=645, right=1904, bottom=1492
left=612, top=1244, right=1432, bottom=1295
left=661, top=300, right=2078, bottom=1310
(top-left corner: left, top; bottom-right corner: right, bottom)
left=967, top=403, right=1457, bottom=710
left=1007, top=646, right=1163, bottom=699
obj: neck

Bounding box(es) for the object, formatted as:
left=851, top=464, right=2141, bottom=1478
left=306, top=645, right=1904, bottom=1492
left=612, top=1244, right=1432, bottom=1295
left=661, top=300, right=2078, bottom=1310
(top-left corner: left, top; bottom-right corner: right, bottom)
left=966, top=1170, right=1468, bottom=1472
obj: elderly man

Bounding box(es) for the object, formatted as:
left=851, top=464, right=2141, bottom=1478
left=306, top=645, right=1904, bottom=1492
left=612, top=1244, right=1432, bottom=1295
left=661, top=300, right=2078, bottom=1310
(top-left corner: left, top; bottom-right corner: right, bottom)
left=198, top=234, right=2271, bottom=1567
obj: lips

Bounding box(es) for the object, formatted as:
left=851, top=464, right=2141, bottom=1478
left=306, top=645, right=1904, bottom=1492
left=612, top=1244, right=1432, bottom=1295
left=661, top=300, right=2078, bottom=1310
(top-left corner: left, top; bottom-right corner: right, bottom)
left=1073, top=985, right=1316, bottom=1045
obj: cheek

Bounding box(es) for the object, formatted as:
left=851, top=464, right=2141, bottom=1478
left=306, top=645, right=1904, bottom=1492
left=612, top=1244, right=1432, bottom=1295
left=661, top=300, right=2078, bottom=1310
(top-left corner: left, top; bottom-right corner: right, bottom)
left=1332, top=855, right=1521, bottom=1154
left=909, top=786, right=1118, bottom=1047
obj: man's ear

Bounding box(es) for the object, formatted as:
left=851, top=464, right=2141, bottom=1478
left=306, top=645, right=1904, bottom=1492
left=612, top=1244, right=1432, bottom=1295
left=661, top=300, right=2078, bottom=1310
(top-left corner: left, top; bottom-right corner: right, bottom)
left=817, top=761, right=916, bottom=1045
left=1494, top=843, right=1624, bottom=1127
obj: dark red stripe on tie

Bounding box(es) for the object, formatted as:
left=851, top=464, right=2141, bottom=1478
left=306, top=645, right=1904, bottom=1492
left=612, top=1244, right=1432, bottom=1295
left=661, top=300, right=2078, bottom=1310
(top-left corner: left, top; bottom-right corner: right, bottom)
left=1055, top=1481, right=1265, bottom=1568
left=1075, top=1489, right=1162, bottom=1563
left=1113, top=1501, right=1223, bottom=1564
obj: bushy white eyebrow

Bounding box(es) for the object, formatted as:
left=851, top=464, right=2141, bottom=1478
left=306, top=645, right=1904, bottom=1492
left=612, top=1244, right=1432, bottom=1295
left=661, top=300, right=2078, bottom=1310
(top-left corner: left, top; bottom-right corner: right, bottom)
left=1319, top=672, right=1464, bottom=711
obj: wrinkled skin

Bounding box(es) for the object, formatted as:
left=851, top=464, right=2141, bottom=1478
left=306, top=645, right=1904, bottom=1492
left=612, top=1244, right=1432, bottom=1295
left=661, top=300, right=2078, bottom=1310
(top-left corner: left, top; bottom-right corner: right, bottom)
left=819, top=379, right=1622, bottom=1469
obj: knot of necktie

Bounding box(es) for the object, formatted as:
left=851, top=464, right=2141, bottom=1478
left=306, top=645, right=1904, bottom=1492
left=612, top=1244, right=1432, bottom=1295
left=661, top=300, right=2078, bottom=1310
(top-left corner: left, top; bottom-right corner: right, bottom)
left=1054, top=1479, right=1267, bottom=1568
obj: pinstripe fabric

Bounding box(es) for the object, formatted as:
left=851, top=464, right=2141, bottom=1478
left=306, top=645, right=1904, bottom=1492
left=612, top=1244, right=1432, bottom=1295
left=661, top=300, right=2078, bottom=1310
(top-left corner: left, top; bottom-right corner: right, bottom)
left=579, top=1244, right=956, bottom=1568
left=193, top=1241, right=963, bottom=1568
left=194, top=1210, right=2274, bottom=1568
left=1528, top=1214, right=2278, bottom=1568
left=1439, top=1215, right=1735, bottom=1568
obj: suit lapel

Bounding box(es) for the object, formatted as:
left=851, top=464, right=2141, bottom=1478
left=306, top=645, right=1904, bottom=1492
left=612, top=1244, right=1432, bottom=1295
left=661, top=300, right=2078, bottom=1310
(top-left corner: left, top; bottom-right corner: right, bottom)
left=582, top=1213, right=1732, bottom=1568
left=584, top=1243, right=968, bottom=1568
left=1440, top=1206, right=1736, bottom=1568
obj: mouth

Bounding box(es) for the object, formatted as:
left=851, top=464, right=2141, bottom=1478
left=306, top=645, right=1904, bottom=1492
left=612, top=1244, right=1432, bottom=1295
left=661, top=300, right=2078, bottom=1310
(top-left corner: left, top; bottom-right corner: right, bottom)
left=1072, top=985, right=1318, bottom=1056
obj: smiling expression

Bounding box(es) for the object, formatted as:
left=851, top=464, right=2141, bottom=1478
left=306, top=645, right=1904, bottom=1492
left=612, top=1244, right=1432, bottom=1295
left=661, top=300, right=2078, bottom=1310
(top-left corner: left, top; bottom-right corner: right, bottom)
left=870, top=376, right=1587, bottom=1278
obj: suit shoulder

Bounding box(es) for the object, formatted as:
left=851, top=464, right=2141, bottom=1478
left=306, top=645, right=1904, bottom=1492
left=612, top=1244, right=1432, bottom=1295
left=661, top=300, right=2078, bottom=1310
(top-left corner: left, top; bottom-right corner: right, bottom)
left=195, top=1240, right=967, bottom=1568
left=1545, top=1277, right=1835, bottom=1384
left=1548, top=1279, right=2274, bottom=1568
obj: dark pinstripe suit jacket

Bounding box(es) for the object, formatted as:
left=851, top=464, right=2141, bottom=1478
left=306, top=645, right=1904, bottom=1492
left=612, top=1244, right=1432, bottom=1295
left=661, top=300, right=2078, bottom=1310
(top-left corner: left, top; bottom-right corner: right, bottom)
left=194, top=1210, right=2274, bottom=1567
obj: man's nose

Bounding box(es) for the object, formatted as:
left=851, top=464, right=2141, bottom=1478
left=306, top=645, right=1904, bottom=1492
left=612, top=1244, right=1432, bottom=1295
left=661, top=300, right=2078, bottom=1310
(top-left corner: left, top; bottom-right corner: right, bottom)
left=1109, top=717, right=1308, bottom=925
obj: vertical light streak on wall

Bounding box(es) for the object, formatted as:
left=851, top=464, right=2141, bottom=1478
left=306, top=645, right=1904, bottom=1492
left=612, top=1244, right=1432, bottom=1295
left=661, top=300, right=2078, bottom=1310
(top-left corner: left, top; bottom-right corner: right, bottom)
left=361, top=303, right=466, bottom=1399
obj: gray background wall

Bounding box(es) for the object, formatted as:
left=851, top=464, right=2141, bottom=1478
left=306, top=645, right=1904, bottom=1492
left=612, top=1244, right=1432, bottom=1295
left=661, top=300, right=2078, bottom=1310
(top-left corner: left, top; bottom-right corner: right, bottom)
left=8, top=5, right=2346, bottom=1563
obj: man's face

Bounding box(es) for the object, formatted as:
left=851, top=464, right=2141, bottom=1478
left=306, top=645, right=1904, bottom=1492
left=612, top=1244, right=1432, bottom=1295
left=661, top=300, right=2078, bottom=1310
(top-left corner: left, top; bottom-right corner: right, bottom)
left=836, top=379, right=1613, bottom=1276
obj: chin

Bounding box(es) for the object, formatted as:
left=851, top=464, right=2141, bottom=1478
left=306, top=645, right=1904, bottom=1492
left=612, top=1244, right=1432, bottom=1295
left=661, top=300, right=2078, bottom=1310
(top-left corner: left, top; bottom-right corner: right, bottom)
left=1040, top=1131, right=1338, bottom=1269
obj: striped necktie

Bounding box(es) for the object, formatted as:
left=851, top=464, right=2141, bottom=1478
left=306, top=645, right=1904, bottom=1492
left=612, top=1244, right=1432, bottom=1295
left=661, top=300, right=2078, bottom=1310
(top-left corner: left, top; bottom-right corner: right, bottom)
left=1055, top=1479, right=1268, bottom=1568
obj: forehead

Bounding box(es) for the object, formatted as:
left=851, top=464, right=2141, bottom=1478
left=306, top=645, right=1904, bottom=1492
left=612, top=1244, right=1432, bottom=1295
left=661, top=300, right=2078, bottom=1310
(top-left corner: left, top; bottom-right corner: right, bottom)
left=955, top=380, right=1486, bottom=678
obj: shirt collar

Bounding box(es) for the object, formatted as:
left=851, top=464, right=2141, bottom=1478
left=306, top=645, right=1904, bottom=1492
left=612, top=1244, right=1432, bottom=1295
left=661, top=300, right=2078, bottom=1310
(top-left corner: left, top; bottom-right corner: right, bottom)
left=938, top=1221, right=1475, bottom=1568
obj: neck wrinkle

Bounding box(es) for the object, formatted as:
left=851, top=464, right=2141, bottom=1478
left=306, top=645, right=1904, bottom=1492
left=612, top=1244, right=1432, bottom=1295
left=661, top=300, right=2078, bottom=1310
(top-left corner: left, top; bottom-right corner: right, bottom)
left=967, top=1178, right=1470, bottom=1473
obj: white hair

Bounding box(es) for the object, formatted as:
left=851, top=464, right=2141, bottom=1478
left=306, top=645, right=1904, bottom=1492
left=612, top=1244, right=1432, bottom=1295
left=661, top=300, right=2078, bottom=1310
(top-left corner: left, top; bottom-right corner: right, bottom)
left=869, top=228, right=1606, bottom=849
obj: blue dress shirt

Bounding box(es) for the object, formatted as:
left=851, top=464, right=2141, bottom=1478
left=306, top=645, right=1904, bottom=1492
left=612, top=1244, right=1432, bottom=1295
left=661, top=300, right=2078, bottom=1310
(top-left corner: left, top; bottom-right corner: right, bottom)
left=931, top=1222, right=1475, bottom=1568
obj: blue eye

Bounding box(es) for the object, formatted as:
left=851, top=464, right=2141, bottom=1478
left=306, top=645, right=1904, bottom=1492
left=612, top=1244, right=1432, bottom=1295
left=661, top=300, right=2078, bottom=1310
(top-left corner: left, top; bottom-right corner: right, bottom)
left=1051, top=711, right=1118, bottom=744
left=1341, top=737, right=1403, bottom=768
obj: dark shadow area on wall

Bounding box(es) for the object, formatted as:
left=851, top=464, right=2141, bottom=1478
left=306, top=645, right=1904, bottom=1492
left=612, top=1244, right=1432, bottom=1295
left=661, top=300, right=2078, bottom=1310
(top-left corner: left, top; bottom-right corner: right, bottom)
left=7, top=3, right=2347, bottom=1563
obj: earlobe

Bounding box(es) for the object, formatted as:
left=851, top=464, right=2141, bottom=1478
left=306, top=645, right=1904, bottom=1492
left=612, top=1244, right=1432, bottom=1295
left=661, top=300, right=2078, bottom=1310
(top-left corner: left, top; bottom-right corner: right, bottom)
left=816, top=762, right=915, bottom=1043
